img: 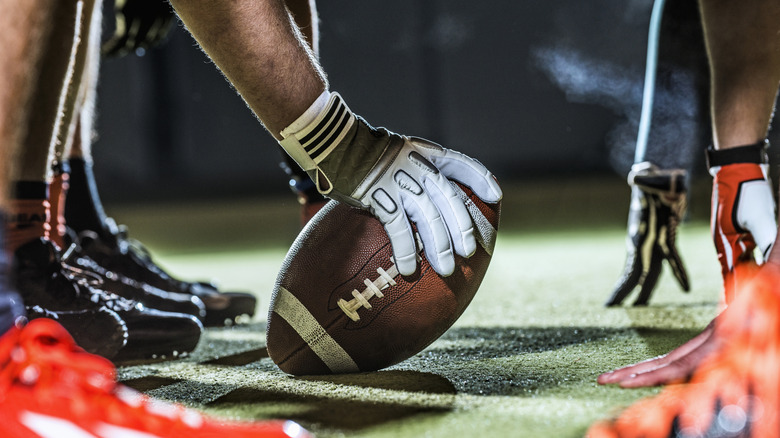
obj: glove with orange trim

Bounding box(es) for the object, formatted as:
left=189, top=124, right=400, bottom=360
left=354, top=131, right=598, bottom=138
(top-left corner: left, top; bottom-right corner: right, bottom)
left=708, top=140, right=776, bottom=303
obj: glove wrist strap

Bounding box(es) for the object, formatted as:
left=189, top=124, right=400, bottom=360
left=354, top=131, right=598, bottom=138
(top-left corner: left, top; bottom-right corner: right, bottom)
left=279, top=90, right=356, bottom=174
left=705, top=140, right=769, bottom=169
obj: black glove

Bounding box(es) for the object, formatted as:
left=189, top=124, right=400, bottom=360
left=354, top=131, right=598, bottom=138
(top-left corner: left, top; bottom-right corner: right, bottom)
left=102, top=0, right=176, bottom=57
left=606, top=162, right=690, bottom=306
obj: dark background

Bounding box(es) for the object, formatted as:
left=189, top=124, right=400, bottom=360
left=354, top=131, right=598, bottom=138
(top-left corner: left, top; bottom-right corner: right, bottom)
left=94, top=0, right=715, bottom=203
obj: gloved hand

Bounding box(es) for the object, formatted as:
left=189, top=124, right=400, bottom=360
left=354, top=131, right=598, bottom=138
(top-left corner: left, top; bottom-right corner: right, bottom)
left=279, top=91, right=502, bottom=277
left=102, top=0, right=176, bottom=58
left=606, top=162, right=689, bottom=306
left=711, top=162, right=776, bottom=303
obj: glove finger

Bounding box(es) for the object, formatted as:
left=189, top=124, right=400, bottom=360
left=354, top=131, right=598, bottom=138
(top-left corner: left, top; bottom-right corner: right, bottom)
left=605, top=188, right=652, bottom=306
left=382, top=210, right=418, bottom=277
left=101, top=34, right=131, bottom=57
left=423, top=175, right=476, bottom=258
left=712, top=205, right=733, bottom=279
left=125, top=20, right=143, bottom=52
left=425, top=147, right=502, bottom=204
left=605, top=252, right=643, bottom=306
left=662, top=242, right=690, bottom=292
left=148, top=16, right=176, bottom=47
left=736, top=179, right=777, bottom=260
left=399, top=187, right=455, bottom=276
left=633, top=246, right=663, bottom=306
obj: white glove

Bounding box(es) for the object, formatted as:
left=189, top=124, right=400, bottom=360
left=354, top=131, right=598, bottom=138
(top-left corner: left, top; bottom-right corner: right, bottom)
left=279, top=91, right=502, bottom=276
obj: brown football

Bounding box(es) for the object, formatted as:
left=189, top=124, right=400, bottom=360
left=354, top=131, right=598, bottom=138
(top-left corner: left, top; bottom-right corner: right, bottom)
left=266, top=183, right=501, bottom=375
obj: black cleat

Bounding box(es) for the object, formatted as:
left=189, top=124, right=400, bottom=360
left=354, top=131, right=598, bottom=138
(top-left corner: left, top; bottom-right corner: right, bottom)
left=59, top=232, right=206, bottom=320
left=25, top=305, right=128, bottom=359
left=78, top=221, right=257, bottom=326
left=13, top=238, right=203, bottom=363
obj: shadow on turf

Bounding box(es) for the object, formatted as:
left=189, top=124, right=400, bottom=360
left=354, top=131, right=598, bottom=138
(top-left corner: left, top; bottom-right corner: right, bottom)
left=207, top=370, right=456, bottom=431
left=121, top=324, right=703, bottom=431
left=202, top=347, right=269, bottom=366
left=407, top=325, right=703, bottom=396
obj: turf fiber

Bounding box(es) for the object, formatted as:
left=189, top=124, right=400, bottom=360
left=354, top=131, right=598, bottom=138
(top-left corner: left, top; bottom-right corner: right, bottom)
left=111, top=178, right=722, bottom=437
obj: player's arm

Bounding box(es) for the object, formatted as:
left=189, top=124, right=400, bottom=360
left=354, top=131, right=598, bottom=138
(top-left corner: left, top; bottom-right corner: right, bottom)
left=168, top=0, right=502, bottom=276
left=605, top=162, right=689, bottom=306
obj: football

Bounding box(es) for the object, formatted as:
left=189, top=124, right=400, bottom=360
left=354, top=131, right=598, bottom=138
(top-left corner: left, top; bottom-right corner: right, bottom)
left=266, top=183, right=501, bottom=375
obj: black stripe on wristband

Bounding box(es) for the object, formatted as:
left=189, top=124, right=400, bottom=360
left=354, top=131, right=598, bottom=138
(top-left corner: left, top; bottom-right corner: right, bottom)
left=706, top=140, right=769, bottom=168
left=305, top=104, right=346, bottom=156
left=300, top=95, right=345, bottom=149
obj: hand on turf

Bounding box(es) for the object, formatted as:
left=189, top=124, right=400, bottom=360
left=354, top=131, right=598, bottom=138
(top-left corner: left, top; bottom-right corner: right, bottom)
left=606, top=163, right=689, bottom=306
left=102, top=0, right=176, bottom=57
left=320, top=119, right=503, bottom=277
left=711, top=163, right=777, bottom=303
left=596, top=319, right=719, bottom=388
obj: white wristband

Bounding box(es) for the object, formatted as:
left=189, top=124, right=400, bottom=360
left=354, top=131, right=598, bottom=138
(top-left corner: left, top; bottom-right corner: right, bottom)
left=279, top=90, right=356, bottom=172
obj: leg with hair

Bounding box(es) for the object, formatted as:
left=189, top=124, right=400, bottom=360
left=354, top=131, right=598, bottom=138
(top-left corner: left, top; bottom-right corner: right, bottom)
left=6, top=0, right=85, bottom=253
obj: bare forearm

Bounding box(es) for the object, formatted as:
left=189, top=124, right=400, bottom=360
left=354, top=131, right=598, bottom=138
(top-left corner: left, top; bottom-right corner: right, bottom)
left=169, top=0, right=326, bottom=139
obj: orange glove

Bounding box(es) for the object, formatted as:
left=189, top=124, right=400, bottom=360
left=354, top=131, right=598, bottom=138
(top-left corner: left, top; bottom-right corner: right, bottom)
left=709, top=141, right=776, bottom=303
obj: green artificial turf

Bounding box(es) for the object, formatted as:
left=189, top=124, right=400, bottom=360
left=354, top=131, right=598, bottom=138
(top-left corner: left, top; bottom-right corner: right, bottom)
left=110, top=178, right=722, bottom=437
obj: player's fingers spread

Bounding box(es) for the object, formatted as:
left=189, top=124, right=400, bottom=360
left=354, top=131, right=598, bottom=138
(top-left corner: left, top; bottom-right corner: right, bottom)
left=423, top=177, right=476, bottom=258
left=429, top=149, right=502, bottom=204
left=621, top=336, right=720, bottom=388
left=664, top=247, right=690, bottom=291
left=400, top=193, right=455, bottom=276
left=598, top=355, right=669, bottom=385
left=102, top=36, right=129, bottom=57
left=605, top=253, right=643, bottom=306
left=383, top=212, right=417, bottom=276
left=618, top=362, right=688, bottom=388
left=605, top=279, right=637, bottom=307
left=615, top=328, right=715, bottom=385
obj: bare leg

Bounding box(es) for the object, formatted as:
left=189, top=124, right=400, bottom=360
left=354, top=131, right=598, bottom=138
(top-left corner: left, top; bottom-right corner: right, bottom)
left=55, top=0, right=101, bottom=162
left=0, top=1, right=56, bottom=206
left=704, top=0, right=780, bottom=150
left=17, top=1, right=91, bottom=183
left=168, top=0, right=326, bottom=139
left=7, top=0, right=98, bottom=251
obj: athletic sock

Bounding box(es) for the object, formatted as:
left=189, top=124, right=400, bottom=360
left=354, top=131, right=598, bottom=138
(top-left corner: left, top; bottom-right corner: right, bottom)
left=6, top=181, right=51, bottom=253
left=64, top=157, right=109, bottom=240
left=48, top=161, right=70, bottom=249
